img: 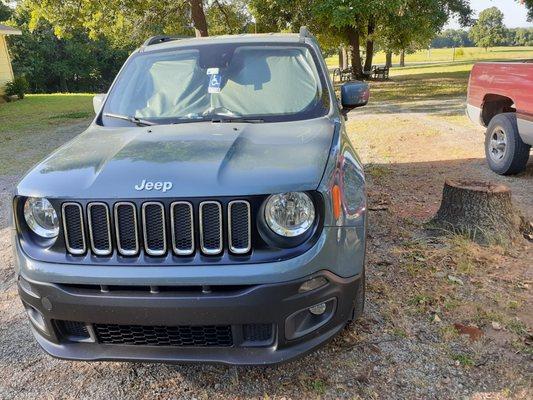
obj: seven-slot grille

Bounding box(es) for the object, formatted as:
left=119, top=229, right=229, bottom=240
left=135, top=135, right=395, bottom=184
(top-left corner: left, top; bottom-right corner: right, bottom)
left=61, top=200, right=252, bottom=257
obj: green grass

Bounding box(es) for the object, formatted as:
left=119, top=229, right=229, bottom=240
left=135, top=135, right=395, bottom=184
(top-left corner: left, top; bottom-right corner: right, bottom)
left=0, top=94, right=93, bottom=134
left=365, top=69, right=469, bottom=105
left=330, top=46, right=533, bottom=105
left=326, top=46, right=533, bottom=68
left=0, top=94, right=93, bottom=175
left=451, top=353, right=475, bottom=367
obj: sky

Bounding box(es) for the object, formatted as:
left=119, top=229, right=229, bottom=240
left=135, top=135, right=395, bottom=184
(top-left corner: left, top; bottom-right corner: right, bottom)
left=446, top=0, right=532, bottom=29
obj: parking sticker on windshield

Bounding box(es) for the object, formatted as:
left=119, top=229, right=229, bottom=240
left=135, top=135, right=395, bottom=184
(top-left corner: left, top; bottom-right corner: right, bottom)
left=207, top=67, right=222, bottom=93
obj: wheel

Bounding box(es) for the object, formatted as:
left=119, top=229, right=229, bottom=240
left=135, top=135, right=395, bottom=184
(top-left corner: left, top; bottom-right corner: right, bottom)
left=351, top=269, right=365, bottom=320
left=485, top=113, right=531, bottom=175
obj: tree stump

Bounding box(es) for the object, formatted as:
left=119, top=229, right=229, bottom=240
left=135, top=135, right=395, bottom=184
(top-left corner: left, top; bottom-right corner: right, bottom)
left=432, top=179, right=522, bottom=245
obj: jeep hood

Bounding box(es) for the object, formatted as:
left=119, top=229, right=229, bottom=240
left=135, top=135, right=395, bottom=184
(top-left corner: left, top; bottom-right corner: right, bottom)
left=16, top=118, right=335, bottom=198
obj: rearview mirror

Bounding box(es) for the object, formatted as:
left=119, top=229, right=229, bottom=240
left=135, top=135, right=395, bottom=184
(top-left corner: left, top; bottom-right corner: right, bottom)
left=341, top=81, right=369, bottom=117
left=93, top=93, right=106, bottom=114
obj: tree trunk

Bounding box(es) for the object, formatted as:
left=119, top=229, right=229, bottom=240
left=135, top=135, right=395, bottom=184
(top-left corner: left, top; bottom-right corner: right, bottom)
left=345, top=26, right=362, bottom=79
left=363, top=18, right=375, bottom=72
left=385, top=51, right=392, bottom=68
left=57, top=39, right=69, bottom=92
left=338, top=46, right=348, bottom=70
left=432, top=179, right=523, bottom=245
left=399, top=49, right=405, bottom=67
left=190, top=0, right=208, bottom=37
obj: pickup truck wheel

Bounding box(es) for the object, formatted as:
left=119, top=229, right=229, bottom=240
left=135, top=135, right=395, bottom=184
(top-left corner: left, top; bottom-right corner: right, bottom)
left=485, top=113, right=531, bottom=175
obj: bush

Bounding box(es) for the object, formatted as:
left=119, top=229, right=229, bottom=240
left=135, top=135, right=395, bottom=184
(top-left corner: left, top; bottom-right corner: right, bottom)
left=455, top=47, right=464, bottom=57
left=4, top=76, right=30, bottom=99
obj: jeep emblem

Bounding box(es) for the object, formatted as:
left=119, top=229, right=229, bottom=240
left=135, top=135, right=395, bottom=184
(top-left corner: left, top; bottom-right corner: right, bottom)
left=135, top=180, right=173, bottom=192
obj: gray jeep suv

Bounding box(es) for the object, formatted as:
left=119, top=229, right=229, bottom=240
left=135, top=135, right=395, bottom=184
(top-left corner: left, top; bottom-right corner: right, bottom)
left=12, top=29, right=368, bottom=365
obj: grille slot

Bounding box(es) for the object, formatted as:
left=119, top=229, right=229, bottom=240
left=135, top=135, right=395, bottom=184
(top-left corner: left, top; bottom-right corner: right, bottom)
left=62, top=203, right=86, bottom=255
left=228, top=200, right=251, bottom=254
left=170, top=201, right=194, bottom=255
left=114, top=202, right=139, bottom=256
left=142, top=202, right=166, bottom=256
left=199, top=201, right=223, bottom=255
left=87, top=203, right=112, bottom=256
left=94, top=323, right=233, bottom=347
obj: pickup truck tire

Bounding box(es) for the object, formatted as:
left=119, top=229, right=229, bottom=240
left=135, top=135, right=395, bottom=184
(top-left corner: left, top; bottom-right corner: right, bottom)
left=485, top=113, right=531, bottom=175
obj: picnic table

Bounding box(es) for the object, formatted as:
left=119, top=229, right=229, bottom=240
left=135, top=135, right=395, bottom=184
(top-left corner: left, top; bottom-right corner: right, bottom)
left=332, top=65, right=389, bottom=83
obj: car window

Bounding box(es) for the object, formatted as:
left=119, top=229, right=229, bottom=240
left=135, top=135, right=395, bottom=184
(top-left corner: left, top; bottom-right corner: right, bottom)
left=102, top=43, right=330, bottom=125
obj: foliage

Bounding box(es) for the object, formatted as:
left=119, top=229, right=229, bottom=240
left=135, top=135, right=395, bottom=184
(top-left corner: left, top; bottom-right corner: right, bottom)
left=4, top=76, right=29, bottom=99
left=206, top=0, right=252, bottom=35
left=7, top=2, right=131, bottom=93
left=432, top=27, right=533, bottom=48
left=431, top=29, right=473, bottom=48
left=520, top=0, right=533, bottom=22
left=26, top=0, right=251, bottom=45
left=249, top=0, right=472, bottom=76
left=0, top=0, right=12, bottom=21
left=469, top=7, right=507, bottom=49
left=506, top=27, right=533, bottom=46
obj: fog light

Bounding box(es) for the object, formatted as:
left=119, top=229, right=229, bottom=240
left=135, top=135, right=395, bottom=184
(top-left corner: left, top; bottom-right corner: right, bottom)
left=309, top=302, right=327, bottom=315
left=299, top=276, right=328, bottom=293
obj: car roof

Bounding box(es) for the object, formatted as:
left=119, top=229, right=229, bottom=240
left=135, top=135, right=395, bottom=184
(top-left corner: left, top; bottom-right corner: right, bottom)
left=142, top=33, right=305, bottom=52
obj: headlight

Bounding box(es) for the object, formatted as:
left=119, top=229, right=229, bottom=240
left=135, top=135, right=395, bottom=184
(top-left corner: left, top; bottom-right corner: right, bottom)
left=23, top=197, right=59, bottom=238
left=264, top=192, right=315, bottom=237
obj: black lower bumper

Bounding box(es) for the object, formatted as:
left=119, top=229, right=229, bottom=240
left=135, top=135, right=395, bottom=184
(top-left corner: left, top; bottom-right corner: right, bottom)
left=18, top=271, right=362, bottom=365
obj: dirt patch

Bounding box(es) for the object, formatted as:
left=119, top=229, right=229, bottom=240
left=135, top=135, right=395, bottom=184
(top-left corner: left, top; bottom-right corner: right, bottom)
left=0, top=102, right=532, bottom=399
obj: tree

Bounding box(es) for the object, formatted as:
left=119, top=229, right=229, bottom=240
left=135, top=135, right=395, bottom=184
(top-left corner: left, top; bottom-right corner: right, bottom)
left=190, top=0, right=209, bottom=36
left=206, top=0, right=252, bottom=35
left=519, top=0, right=533, bottom=22
left=250, top=0, right=471, bottom=78
left=26, top=0, right=213, bottom=45
left=376, top=0, right=472, bottom=67
left=8, top=3, right=130, bottom=93
left=469, top=7, right=507, bottom=50
left=0, top=0, right=12, bottom=22
left=431, top=29, right=473, bottom=48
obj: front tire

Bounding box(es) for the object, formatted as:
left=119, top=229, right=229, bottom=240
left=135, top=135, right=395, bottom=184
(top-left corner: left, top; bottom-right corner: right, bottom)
left=485, top=113, right=530, bottom=175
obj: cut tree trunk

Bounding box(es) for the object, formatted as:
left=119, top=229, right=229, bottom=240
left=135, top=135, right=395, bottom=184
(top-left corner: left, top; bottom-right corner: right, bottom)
left=432, top=179, right=523, bottom=245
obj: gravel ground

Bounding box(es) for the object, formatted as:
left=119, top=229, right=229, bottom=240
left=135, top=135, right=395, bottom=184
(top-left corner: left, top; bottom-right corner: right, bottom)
left=0, top=98, right=532, bottom=399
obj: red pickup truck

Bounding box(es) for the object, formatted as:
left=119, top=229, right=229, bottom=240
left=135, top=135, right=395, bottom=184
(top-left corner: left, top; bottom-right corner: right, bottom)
left=466, top=62, right=533, bottom=175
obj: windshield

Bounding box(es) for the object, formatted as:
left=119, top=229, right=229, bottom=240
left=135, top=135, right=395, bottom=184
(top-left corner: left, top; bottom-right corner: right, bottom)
left=101, top=43, right=330, bottom=126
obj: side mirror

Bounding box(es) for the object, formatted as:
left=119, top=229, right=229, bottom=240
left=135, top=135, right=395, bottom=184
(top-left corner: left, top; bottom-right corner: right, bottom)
left=93, top=93, right=106, bottom=114
left=340, top=81, right=369, bottom=118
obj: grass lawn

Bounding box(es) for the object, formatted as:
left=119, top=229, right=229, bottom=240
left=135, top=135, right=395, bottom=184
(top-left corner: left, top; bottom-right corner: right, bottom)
left=325, top=45, right=533, bottom=68
left=0, top=94, right=94, bottom=175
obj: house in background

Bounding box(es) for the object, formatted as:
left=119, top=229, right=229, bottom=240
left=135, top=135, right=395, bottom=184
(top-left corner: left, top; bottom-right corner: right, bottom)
left=0, top=23, right=21, bottom=98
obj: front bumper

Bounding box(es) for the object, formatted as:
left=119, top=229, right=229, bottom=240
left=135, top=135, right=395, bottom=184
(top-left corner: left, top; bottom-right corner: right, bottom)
left=18, top=271, right=362, bottom=365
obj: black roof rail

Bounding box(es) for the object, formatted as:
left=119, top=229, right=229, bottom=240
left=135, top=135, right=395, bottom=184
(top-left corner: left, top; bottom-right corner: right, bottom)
left=141, top=35, right=191, bottom=48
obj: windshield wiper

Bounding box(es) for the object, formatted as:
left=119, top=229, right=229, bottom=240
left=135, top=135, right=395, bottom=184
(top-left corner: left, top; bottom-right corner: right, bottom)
left=211, top=117, right=264, bottom=124
left=103, top=112, right=156, bottom=126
